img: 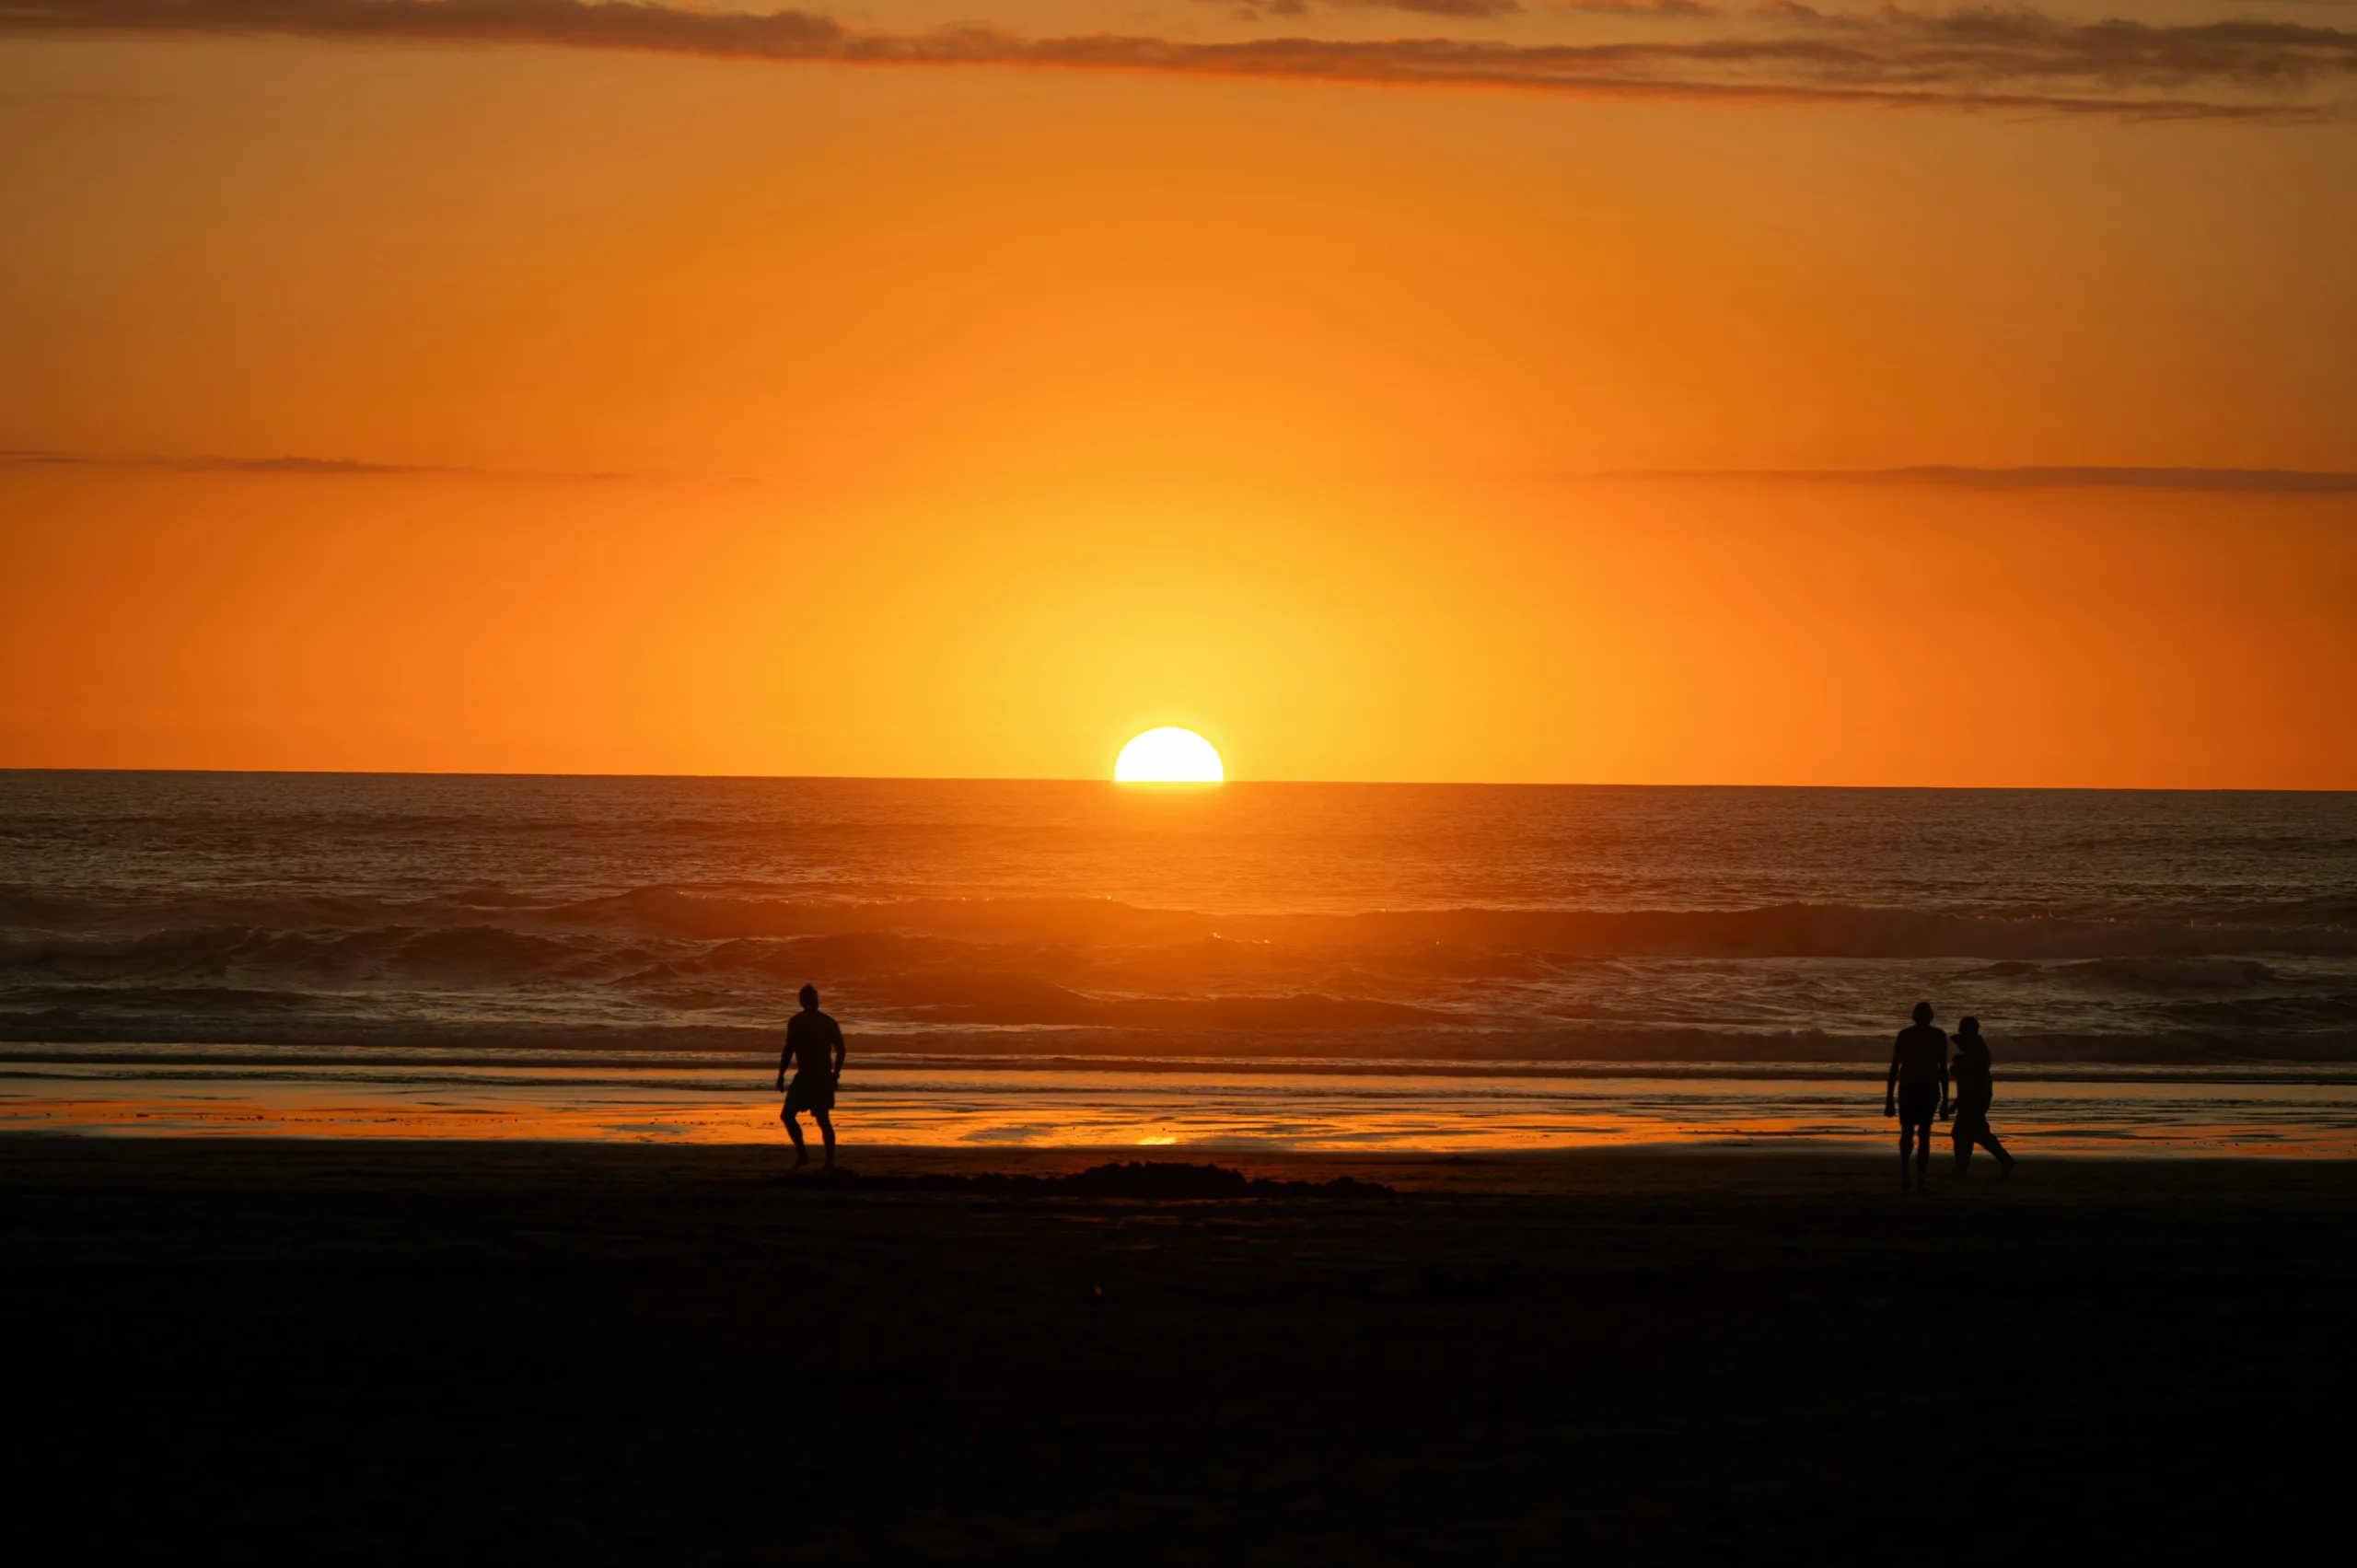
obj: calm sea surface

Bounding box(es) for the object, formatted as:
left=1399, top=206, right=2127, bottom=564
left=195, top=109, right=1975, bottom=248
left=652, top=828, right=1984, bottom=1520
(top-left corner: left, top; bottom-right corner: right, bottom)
left=4, top=773, right=2354, bottom=1150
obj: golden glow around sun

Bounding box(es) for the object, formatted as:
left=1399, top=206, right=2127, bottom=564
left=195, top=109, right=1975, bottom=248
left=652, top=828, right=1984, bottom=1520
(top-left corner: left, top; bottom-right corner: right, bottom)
left=1114, top=727, right=1225, bottom=784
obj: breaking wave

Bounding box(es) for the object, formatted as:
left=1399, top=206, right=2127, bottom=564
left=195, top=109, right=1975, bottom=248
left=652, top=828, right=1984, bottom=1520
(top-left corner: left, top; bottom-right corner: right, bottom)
left=541, top=889, right=2357, bottom=958
left=4, top=888, right=2354, bottom=1061
left=4, top=775, right=2353, bottom=1063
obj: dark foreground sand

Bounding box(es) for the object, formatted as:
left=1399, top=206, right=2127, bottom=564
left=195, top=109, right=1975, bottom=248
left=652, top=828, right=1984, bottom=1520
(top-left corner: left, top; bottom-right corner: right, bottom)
left=6, top=1138, right=2354, bottom=1563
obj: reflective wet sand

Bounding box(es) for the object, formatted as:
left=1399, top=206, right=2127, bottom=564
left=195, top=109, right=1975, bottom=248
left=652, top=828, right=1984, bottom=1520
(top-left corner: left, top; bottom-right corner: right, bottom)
left=6, top=1055, right=2354, bottom=1155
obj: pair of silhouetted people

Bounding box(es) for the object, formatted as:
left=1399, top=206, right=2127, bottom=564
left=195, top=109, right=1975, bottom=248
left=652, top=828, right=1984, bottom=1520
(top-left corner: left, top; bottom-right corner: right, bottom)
left=1885, top=1002, right=2013, bottom=1190
left=778, top=983, right=845, bottom=1171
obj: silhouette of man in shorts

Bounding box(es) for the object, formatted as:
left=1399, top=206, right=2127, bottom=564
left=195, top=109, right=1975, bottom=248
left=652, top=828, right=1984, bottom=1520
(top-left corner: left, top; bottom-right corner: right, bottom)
left=1885, top=1001, right=1950, bottom=1191
left=777, top=983, right=846, bottom=1171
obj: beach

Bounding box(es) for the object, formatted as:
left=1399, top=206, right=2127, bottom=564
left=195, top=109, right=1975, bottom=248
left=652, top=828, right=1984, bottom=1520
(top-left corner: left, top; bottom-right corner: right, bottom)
left=9, top=1135, right=2352, bottom=1562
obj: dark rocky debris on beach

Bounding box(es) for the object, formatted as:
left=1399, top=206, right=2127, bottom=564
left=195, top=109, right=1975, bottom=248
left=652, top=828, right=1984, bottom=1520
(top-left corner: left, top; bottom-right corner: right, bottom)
left=770, top=1158, right=1396, bottom=1198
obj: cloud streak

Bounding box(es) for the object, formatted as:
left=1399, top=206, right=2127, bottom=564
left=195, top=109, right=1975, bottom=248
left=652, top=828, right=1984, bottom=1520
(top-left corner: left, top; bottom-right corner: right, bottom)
left=18, top=452, right=2352, bottom=494
left=2, top=447, right=466, bottom=476
left=5, top=0, right=2354, bottom=117
left=1620, top=466, right=2357, bottom=493
left=0, top=447, right=647, bottom=480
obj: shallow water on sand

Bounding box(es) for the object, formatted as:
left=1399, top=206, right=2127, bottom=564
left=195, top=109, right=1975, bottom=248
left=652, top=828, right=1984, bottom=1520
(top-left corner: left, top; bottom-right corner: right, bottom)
left=7, top=1052, right=2354, bottom=1156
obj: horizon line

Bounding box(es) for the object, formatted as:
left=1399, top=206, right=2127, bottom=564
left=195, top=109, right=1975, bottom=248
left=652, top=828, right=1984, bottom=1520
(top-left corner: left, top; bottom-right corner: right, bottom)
left=2, top=766, right=2349, bottom=794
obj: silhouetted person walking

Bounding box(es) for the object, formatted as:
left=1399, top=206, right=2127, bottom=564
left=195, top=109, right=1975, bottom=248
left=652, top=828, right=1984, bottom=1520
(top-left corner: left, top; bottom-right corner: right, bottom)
left=778, top=983, right=845, bottom=1171
left=1885, top=1001, right=1949, bottom=1191
left=1948, top=1015, right=2014, bottom=1178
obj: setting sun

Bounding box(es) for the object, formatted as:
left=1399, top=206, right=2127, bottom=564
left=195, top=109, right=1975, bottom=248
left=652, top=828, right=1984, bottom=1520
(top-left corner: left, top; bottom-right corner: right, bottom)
left=1114, top=728, right=1224, bottom=784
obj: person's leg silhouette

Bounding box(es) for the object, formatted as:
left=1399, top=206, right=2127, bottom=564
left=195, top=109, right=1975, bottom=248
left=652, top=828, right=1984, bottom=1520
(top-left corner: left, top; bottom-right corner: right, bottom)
left=1898, top=1086, right=1939, bottom=1190
left=1899, top=1109, right=1934, bottom=1190
left=1951, top=1109, right=2013, bottom=1178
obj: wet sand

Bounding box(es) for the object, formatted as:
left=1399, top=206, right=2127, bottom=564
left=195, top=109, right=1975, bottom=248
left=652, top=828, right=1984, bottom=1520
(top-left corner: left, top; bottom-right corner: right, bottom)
left=15, top=1052, right=2356, bottom=1155
left=7, top=1137, right=2353, bottom=1562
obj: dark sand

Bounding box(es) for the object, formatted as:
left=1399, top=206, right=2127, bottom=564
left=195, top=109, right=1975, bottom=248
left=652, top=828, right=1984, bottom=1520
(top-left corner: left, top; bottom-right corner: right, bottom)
left=6, top=1137, right=2353, bottom=1562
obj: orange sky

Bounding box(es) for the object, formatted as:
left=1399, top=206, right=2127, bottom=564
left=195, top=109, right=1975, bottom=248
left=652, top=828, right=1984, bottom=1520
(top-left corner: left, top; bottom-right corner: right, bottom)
left=3, top=20, right=2354, bottom=784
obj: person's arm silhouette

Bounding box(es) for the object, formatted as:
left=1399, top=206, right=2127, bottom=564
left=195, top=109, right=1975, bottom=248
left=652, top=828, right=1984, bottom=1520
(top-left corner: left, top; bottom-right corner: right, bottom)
left=1885, top=1032, right=1901, bottom=1119
left=1939, top=1040, right=1954, bottom=1121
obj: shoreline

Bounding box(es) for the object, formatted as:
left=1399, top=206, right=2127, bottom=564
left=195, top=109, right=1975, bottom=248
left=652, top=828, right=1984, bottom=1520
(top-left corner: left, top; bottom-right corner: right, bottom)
left=11, top=1132, right=2357, bottom=1191
left=8, top=1043, right=2357, bottom=1084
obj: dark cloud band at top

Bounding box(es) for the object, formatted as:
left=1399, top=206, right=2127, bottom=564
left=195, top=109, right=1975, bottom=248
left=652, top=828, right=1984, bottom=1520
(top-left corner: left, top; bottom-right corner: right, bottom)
left=4, top=0, right=2354, bottom=118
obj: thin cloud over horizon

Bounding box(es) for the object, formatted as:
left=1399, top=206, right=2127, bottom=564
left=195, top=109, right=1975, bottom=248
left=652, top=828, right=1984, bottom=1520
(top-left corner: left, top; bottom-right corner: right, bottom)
left=16, top=450, right=2357, bottom=495
left=0, top=448, right=668, bottom=482
left=1611, top=466, right=2357, bottom=494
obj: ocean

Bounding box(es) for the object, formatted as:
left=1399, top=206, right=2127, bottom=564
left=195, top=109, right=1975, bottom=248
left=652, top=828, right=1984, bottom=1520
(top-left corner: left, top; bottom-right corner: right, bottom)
left=5, top=772, right=2354, bottom=1149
